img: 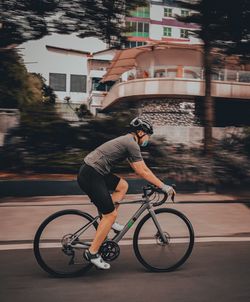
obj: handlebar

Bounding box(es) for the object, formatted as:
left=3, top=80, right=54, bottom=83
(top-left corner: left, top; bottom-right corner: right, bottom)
left=142, top=184, right=176, bottom=206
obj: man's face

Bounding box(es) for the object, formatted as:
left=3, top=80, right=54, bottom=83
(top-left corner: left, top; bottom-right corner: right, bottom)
left=138, top=130, right=150, bottom=147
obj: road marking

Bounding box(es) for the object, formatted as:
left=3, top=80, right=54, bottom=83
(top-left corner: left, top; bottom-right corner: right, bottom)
left=1, top=237, right=250, bottom=250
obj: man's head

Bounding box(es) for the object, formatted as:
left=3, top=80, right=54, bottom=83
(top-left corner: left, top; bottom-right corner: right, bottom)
left=130, top=117, right=153, bottom=147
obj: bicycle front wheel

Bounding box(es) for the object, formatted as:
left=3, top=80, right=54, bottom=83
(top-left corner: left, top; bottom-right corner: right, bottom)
left=133, top=208, right=194, bottom=272
left=34, top=209, right=98, bottom=277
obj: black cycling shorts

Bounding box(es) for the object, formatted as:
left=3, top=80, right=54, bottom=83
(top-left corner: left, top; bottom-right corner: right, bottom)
left=77, top=163, right=121, bottom=215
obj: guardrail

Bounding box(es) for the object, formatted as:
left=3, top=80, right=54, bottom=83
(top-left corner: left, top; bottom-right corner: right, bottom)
left=126, top=65, right=250, bottom=83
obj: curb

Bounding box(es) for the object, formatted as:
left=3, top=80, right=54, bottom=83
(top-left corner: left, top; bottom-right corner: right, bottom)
left=0, top=179, right=214, bottom=197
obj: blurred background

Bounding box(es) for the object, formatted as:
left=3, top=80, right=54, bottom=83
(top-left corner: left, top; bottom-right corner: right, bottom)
left=0, top=0, right=250, bottom=194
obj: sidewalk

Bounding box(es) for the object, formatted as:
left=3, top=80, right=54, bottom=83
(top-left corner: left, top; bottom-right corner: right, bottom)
left=0, top=193, right=250, bottom=249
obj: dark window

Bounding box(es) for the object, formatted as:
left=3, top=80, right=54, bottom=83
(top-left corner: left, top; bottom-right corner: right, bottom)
left=144, top=22, right=149, bottom=33
left=92, top=78, right=115, bottom=91
left=131, top=21, right=137, bottom=32
left=180, top=29, right=189, bottom=38
left=49, top=73, right=66, bottom=91
left=138, top=22, right=143, bottom=33
left=70, top=75, right=87, bottom=93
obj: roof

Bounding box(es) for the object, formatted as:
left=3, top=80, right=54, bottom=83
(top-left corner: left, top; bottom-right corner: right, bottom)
left=92, top=48, right=117, bottom=55
left=46, top=45, right=91, bottom=56
left=101, top=42, right=202, bottom=82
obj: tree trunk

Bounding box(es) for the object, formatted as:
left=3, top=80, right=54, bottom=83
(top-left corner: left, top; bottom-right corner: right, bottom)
left=203, top=43, right=214, bottom=155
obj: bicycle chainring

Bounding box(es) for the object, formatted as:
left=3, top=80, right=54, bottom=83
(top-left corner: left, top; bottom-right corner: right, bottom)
left=99, top=240, right=120, bottom=261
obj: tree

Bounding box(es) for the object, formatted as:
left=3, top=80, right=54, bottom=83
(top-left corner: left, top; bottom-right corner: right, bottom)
left=0, top=0, right=147, bottom=49
left=0, top=0, right=60, bottom=48
left=32, top=73, right=57, bottom=105
left=0, top=49, right=42, bottom=108
left=220, top=0, right=250, bottom=63
left=176, top=0, right=250, bottom=154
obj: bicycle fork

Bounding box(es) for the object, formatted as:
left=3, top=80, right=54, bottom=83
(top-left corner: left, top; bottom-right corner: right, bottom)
left=148, top=208, right=168, bottom=244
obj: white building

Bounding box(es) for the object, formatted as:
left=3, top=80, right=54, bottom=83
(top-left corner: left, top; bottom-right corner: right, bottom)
left=87, top=49, right=117, bottom=115
left=44, top=45, right=90, bottom=104
left=21, top=0, right=200, bottom=111
left=22, top=35, right=107, bottom=107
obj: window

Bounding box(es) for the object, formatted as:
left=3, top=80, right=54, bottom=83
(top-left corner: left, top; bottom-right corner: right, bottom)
left=164, top=7, right=172, bottom=17
left=92, top=78, right=115, bottom=91
left=181, top=9, right=189, bottom=17
left=49, top=73, right=66, bottom=91
left=180, top=29, right=189, bottom=38
left=126, top=21, right=149, bottom=37
left=130, top=6, right=150, bottom=18
left=70, top=75, right=86, bottom=93
left=138, top=22, right=143, bottom=33
left=126, top=41, right=147, bottom=48
left=131, top=21, right=137, bottom=33
left=128, top=41, right=137, bottom=48
left=163, top=27, right=172, bottom=37
left=137, top=41, right=146, bottom=46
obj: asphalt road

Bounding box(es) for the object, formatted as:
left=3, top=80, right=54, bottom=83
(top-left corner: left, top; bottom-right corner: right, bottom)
left=1, top=242, right=250, bottom=302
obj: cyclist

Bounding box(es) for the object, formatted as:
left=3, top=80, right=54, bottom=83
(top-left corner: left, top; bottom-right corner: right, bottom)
left=77, top=117, right=175, bottom=269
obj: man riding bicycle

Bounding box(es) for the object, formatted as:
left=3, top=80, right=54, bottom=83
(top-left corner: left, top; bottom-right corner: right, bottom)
left=77, top=117, right=175, bottom=270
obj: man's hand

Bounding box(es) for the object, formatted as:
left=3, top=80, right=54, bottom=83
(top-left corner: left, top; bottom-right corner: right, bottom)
left=161, top=184, right=176, bottom=199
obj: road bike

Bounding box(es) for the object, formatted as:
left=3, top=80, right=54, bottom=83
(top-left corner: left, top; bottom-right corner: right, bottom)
left=33, top=184, right=195, bottom=277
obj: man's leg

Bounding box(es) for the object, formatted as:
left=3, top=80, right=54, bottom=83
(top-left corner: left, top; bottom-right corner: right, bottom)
left=111, top=178, right=129, bottom=205
left=89, top=209, right=117, bottom=254
left=89, top=179, right=128, bottom=254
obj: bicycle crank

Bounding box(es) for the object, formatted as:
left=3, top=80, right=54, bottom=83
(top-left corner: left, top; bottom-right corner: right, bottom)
left=99, top=240, right=120, bottom=261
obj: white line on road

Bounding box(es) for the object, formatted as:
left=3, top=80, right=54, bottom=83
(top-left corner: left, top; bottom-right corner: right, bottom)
left=1, top=237, right=250, bottom=251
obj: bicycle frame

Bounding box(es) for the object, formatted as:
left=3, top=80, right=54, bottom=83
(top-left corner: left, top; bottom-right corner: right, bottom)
left=112, top=199, right=167, bottom=244
left=70, top=194, right=168, bottom=247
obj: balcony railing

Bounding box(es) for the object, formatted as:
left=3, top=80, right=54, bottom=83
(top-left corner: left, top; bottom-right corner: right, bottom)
left=125, top=65, right=250, bottom=83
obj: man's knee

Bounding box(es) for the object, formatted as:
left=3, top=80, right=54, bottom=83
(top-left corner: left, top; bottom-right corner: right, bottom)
left=116, top=179, right=129, bottom=194
left=103, top=208, right=118, bottom=221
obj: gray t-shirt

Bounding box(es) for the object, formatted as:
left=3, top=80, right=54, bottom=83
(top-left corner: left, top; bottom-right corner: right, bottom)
left=84, top=134, right=143, bottom=175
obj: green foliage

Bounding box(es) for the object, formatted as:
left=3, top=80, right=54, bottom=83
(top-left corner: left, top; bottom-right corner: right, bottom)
left=32, top=73, right=57, bottom=105
left=1, top=106, right=250, bottom=186
left=0, top=50, right=39, bottom=108
left=0, top=52, right=57, bottom=109
left=242, top=128, right=250, bottom=154
left=0, top=108, right=138, bottom=173
left=176, top=0, right=250, bottom=60
left=0, top=0, right=147, bottom=48
left=0, top=0, right=59, bottom=48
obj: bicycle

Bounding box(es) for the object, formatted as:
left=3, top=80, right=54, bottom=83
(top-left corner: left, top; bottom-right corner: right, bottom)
left=33, top=184, right=195, bottom=277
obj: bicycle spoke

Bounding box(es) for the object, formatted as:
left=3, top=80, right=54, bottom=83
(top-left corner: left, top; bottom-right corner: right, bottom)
left=133, top=208, right=194, bottom=272
left=34, top=210, right=97, bottom=277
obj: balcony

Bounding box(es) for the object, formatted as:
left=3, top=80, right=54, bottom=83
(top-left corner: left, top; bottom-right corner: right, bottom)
left=102, top=65, right=250, bottom=110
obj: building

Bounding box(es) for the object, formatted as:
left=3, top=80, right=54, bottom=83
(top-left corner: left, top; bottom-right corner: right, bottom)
left=126, top=0, right=200, bottom=48
left=87, top=49, right=117, bottom=116
left=21, top=0, right=199, bottom=115
left=98, top=43, right=250, bottom=145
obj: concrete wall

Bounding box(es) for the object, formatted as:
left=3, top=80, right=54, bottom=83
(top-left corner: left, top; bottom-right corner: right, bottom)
left=102, top=78, right=250, bottom=110
left=153, top=125, right=243, bottom=146
left=0, top=110, right=20, bottom=146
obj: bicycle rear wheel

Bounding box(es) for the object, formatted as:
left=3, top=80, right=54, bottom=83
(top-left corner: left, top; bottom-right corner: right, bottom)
left=133, top=208, right=194, bottom=272
left=34, top=209, right=98, bottom=277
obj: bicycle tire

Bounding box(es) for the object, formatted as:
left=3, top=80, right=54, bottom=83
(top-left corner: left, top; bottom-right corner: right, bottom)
left=133, top=208, right=194, bottom=272
left=34, top=209, right=98, bottom=278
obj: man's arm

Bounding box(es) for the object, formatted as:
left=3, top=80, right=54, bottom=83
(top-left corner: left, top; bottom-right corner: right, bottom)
left=129, top=160, right=164, bottom=189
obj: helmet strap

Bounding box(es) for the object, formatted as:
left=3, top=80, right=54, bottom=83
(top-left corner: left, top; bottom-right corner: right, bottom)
left=135, top=131, right=147, bottom=144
